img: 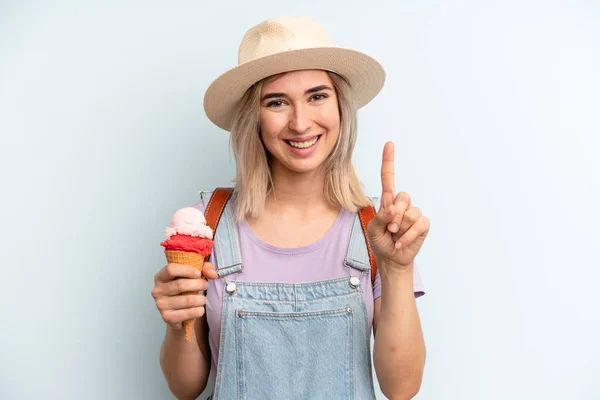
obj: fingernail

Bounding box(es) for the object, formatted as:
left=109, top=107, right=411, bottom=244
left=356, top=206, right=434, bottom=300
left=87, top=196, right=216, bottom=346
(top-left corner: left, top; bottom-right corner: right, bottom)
left=395, top=241, right=403, bottom=249
left=194, top=270, right=201, bottom=277
left=389, top=223, right=399, bottom=232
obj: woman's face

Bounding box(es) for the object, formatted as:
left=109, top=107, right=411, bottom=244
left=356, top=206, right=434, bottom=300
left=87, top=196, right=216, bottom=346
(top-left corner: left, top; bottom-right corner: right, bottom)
left=259, top=70, right=340, bottom=176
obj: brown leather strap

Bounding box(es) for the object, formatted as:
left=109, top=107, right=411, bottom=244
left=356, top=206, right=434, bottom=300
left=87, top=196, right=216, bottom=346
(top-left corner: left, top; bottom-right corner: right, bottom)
left=358, top=204, right=378, bottom=286
left=204, top=187, right=233, bottom=231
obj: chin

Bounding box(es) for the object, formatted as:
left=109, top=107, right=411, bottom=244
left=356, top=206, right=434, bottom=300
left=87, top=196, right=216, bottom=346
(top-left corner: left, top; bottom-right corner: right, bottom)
left=288, top=159, right=329, bottom=175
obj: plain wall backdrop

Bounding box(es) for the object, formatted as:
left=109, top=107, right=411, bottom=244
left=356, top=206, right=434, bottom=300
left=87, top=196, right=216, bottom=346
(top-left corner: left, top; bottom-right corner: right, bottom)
left=1, top=0, right=599, bottom=399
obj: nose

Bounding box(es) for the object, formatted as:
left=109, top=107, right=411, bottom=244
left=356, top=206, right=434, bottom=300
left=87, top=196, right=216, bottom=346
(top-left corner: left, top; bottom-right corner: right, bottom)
left=288, top=103, right=313, bottom=134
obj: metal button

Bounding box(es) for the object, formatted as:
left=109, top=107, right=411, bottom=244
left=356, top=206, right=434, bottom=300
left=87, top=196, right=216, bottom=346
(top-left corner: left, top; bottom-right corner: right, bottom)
left=349, top=276, right=360, bottom=288
left=347, top=307, right=353, bottom=313
left=226, top=282, right=237, bottom=294
left=237, top=309, right=244, bottom=317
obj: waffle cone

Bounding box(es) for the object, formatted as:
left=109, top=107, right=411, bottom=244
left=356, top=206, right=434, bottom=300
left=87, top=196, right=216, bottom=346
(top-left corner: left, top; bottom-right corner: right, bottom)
left=164, top=250, right=206, bottom=342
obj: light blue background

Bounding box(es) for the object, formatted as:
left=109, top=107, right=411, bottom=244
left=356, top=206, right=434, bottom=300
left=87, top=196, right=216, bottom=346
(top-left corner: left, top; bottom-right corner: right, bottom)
left=1, top=1, right=599, bottom=399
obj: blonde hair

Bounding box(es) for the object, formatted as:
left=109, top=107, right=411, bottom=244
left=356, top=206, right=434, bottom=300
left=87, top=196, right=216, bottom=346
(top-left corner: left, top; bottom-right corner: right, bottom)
left=229, top=71, right=370, bottom=222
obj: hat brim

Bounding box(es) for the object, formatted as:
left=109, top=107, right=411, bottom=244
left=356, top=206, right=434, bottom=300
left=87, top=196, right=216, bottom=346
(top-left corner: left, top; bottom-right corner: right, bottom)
left=203, top=47, right=386, bottom=132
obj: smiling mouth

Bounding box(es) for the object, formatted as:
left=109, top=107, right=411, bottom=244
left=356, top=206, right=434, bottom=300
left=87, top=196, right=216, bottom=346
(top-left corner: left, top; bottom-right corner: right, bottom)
left=285, top=135, right=321, bottom=149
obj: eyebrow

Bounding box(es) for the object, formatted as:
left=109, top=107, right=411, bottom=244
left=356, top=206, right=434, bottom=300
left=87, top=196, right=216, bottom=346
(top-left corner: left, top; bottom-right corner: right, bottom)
left=261, top=85, right=334, bottom=101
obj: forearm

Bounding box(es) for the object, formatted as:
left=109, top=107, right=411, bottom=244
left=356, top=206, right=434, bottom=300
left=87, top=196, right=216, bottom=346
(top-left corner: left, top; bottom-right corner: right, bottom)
left=160, top=322, right=210, bottom=400
left=373, top=263, right=425, bottom=399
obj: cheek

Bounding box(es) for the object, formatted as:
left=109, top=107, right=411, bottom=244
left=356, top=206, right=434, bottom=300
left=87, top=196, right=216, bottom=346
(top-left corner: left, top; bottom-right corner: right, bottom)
left=258, top=126, right=279, bottom=154
left=317, top=104, right=340, bottom=129
left=260, top=129, right=278, bottom=146
left=260, top=113, right=287, bottom=137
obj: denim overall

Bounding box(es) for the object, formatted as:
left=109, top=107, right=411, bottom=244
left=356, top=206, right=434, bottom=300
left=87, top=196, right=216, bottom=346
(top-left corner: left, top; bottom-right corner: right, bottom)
left=200, top=192, right=379, bottom=400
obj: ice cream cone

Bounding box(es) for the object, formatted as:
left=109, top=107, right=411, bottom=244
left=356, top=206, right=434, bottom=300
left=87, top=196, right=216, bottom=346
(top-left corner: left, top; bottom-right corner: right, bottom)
left=164, top=249, right=205, bottom=341
left=164, top=249, right=204, bottom=269
left=161, top=207, right=214, bottom=342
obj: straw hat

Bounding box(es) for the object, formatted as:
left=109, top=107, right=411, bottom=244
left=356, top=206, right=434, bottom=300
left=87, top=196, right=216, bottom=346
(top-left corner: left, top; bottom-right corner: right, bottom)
left=203, top=16, right=386, bottom=132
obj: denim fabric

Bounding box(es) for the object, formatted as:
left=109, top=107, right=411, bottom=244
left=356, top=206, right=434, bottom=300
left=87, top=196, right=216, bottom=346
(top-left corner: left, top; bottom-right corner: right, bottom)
left=201, top=191, right=377, bottom=400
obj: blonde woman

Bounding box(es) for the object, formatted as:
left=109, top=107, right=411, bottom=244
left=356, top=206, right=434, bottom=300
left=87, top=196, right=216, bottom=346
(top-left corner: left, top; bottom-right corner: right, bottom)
left=152, top=16, right=430, bottom=400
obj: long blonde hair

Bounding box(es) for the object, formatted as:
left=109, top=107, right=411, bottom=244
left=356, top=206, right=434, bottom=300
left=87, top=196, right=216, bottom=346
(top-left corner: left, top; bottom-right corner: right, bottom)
left=229, top=71, right=370, bottom=222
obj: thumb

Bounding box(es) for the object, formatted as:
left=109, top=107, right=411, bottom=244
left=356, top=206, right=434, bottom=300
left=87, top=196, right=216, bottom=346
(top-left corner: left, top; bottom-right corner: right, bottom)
left=202, top=261, right=218, bottom=280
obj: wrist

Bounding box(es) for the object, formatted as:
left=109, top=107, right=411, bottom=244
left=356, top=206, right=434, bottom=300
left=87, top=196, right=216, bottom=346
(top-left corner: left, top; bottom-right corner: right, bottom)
left=380, top=259, right=414, bottom=276
left=379, top=260, right=414, bottom=286
left=166, top=324, right=188, bottom=341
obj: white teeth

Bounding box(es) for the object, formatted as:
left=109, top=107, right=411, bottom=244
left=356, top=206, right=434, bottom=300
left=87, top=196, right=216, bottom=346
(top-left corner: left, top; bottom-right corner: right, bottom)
left=288, top=137, right=319, bottom=148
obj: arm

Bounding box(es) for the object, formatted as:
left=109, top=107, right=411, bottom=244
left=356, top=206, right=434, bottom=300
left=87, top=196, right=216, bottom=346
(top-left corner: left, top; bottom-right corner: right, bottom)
left=152, top=261, right=219, bottom=399
left=368, top=142, right=431, bottom=399
left=160, top=315, right=211, bottom=400
left=373, top=263, right=425, bottom=399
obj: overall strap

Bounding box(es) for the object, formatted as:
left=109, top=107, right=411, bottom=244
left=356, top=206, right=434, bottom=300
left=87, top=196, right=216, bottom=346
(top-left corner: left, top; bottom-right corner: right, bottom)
left=200, top=187, right=243, bottom=277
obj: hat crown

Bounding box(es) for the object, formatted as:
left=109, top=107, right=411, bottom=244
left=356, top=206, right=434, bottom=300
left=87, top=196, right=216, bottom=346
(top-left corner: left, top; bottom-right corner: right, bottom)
left=238, top=16, right=334, bottom=64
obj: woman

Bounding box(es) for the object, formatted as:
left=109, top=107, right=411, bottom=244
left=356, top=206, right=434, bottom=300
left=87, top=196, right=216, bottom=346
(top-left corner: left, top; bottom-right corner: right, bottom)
left=152, top=16, right=430, bottom=400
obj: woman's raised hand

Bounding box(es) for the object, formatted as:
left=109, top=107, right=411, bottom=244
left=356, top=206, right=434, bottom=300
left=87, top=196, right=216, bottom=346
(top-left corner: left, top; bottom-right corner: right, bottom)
left=367, top=142, right=430, bottom=271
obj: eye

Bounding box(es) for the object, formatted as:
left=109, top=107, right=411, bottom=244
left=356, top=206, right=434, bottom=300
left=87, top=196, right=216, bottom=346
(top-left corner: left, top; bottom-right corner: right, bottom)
left=310, top=93, right=328, bottom=102
left=266, top=100, right=286, bottom=108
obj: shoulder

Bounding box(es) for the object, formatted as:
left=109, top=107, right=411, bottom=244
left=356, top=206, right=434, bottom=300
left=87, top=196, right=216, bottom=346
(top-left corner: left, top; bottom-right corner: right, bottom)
left=190, top=191, right=210, bottom=213
left=350, top=197, right=380, bottom=223
left=189, top=189, right=225, bottom=213
left=366, top=196, right=380, bottom=209
left=191, top=199, right=206, bottom=213
left=190, top=188, right=237, bottom=217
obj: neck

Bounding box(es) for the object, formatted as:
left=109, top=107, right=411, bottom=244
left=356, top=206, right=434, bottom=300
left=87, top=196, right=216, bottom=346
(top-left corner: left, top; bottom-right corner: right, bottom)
left=267, top=163, right=330, bottom=213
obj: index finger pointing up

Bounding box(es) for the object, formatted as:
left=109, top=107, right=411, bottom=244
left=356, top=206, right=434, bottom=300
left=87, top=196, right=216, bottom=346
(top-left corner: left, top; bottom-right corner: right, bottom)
left=381, top=141, right=395, bottom=200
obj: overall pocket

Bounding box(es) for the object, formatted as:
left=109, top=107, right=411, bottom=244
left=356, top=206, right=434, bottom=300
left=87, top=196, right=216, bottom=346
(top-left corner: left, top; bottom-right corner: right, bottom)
left=235, top=306, right=355, bottom=400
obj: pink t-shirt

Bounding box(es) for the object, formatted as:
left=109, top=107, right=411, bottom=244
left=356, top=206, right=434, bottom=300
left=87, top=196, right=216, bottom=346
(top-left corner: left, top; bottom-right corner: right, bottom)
left=192, top=201, right=425, bottom=379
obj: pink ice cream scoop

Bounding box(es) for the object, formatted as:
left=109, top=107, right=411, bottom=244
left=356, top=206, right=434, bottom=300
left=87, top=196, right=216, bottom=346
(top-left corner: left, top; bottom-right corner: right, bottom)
left=165, top=207, right=213, bottom=239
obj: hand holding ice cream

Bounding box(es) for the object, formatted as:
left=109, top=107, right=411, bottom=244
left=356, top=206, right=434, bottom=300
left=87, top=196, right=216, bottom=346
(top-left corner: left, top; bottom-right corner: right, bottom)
left=152, top=207, right=218, bottom=341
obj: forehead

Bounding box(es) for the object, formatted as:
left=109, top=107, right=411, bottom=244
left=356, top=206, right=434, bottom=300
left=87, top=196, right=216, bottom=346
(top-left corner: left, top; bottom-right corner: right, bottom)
left=261, top=70, right=333, bottom=93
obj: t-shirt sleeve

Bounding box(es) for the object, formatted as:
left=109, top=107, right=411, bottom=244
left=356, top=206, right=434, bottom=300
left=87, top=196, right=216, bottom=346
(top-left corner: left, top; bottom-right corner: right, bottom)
left=191, top=199, right=206, bottom=213
left=372, top=262, right=425, bottom=300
